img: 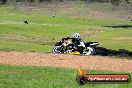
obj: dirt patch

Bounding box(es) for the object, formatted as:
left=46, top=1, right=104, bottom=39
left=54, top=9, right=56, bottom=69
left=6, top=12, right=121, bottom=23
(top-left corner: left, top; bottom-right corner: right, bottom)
left=0, top=34, right=56, bottom=45
left=0, top=34, right=44, bottom=42
left=0, top=51, right=132, bottom=72
left=113, top=37, right=132, bottom=40
left=16, top=2, right=132, bottom=20
left=81, top=30, right=102, bottom=38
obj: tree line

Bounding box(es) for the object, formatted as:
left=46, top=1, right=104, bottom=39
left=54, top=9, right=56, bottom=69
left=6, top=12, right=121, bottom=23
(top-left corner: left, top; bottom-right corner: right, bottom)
left=0, top=0, right=132, bottom=6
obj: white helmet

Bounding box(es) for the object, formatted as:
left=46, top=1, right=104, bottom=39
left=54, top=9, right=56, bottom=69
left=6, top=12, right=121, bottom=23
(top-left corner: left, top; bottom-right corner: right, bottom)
left=72, top=33, right=81, bottom=39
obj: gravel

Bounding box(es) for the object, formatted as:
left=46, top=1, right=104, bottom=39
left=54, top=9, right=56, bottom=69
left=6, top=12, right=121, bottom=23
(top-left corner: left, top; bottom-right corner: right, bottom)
left=0, top=51, right=132, bottom=72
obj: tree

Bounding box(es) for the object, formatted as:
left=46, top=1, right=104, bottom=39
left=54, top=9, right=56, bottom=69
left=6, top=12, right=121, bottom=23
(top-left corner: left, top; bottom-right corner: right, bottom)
left=111, top=0, right=120, bottom=6
left=1, top=0, right=7, bottom=5
left=125, top=0, right=130, bottom=4
left=39, top=0, right=51, bottom=3
left=30, top=0, right=34, bottom=2
left=60, top=0, right=62, bottom=2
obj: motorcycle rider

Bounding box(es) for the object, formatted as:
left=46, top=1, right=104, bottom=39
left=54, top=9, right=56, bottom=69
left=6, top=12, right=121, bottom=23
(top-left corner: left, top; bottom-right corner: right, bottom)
left=62, top=33, right=85, bottom=53
left=72, top=33, right=85, bottom=48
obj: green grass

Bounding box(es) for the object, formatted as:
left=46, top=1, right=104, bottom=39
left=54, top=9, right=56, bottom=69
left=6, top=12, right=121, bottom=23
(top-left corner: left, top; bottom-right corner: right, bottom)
left=0, top=3, right=132, bottom=88
left=0, top=39, right=53, bottom=52
left=0, top=64, right=131, bottom=88
left=0, top=24, right=132, bottom=52
left=0, top=3, right=132, bottom=52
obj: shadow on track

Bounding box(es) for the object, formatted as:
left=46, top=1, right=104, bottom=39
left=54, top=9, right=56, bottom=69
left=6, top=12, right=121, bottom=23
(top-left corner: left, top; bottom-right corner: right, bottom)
left=96, top=47, right=132, bottom=57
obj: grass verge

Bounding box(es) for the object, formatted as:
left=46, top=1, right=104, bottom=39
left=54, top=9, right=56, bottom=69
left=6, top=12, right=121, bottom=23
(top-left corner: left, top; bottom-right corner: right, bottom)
left=0, top=64, right=131, bottom=88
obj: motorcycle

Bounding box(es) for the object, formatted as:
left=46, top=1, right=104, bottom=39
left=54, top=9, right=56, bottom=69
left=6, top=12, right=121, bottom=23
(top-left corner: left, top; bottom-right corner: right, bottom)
left=52, top=37, right=99, bottom=55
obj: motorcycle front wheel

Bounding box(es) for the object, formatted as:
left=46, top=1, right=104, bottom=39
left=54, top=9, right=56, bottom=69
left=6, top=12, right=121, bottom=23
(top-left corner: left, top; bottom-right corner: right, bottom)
left=52, top=46, right=62, bottom=53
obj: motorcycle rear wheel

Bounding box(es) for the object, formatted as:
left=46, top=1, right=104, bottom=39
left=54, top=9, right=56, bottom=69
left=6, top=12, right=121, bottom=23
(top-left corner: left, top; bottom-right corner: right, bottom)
left=83, top=47, right=96, bottom=55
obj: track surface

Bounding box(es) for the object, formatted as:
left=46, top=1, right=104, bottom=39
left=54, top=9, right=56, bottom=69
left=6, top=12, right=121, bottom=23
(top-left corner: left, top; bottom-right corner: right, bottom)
left=0, top=51, right=132, bottom=72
